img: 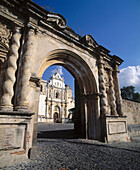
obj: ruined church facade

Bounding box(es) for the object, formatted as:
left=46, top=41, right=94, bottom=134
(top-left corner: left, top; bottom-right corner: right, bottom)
left=38, top=72, right=75, bottom=123
left=0, top=0, right=129, bottom=166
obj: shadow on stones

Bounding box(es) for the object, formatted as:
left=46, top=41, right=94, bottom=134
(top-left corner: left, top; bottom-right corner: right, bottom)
left=37, top=129, right=75, bottom=139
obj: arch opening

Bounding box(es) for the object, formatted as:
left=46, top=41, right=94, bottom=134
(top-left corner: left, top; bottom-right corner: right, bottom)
left=37, top=49, right=99, bottom=140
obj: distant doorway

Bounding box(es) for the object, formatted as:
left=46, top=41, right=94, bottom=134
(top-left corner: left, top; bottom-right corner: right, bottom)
left=54, top=112, right=59, bottom=123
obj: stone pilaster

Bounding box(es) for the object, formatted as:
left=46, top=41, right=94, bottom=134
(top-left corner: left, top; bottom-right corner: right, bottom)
left=65, top=103, right=67, bottom=118
left=61, top=103, right=63, bottom=119
left=98, top=58, right=108, bottom=115
left=46, top=101, right=48, bottom=118
left=108, top=69, right=117, bottom=116
left=84, top=95, right=88, bottom=139
left=113, top=66, right=124, bottom=116
left=0, top=27, right=21, bottom=111
left=47, top=84, right=49, bottom=98
left=16, top=28, right=35, bottom=111
left=51, top=102, right=53, bottom=118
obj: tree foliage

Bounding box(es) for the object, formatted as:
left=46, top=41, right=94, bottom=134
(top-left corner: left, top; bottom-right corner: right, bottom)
left=121, top=86, right=140, bottom=102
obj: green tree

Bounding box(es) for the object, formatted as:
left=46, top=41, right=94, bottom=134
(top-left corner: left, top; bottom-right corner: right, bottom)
left=121, top=86, right=140, bottom=102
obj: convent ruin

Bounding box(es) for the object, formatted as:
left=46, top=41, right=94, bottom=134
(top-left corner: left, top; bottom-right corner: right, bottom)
left=0, top=0, right=130, bottom=166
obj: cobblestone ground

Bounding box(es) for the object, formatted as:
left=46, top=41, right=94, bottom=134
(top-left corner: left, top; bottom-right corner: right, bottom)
left=2, top=123, right=140, bottom=170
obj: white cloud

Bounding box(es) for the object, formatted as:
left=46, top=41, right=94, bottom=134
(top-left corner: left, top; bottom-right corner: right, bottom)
left=119, top=65, right=140, bottom=92
left=51, top=66, right=63, bottom=75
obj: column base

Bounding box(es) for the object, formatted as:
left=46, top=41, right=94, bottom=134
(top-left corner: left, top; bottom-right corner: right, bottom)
left=101, top=115, right=130, bottom=143
left=14, top=105, right=29, bottom=112
left=0, top=104, right=13, bottom=111
left=0, top=110, right=34, bottom=168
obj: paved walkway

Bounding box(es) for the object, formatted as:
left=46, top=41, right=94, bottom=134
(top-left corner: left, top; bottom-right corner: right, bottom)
left=3, top=123, right=140, bottom=170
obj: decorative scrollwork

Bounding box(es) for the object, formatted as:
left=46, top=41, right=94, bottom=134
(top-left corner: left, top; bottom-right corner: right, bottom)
left=81, top=34, right=98, bottom=48
left=0, top=22, right=12, bottom=48
left=46, top=13, right=67, bottom=29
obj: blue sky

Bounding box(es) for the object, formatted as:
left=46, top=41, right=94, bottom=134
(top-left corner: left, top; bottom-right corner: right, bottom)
left=33, top=0, right=140, bottom=92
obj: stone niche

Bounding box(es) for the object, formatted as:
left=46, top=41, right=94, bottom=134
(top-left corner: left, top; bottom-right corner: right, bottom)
left=101, top=116, right=130, bottom=143
left=0, top=112, right=33, bottom=167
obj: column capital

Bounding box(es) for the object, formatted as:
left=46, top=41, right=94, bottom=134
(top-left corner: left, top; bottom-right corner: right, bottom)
left=97, top=57, right=104, bottom=66
left=14, top=26, right=21, bottom=33
left=113, top=65, right=120, bottom=73
left=107, top=68, right=113, bottom=72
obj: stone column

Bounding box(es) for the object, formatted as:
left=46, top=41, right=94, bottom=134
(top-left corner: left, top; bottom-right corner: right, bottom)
left=113, top=66, right=124, bottom=116
left=65, top=103, right=68, bottom=118
left=84, top=95, right=88, bottom=139
left=45, top=96, right=48, bottom=118
left=0, top=27, right=21, bottom=111
left=61, top=103, right=63, bottom=119
left=108, top=69, right=117, bottom=116
left=47, top=84, right=49, bottom=98
left=46, top=102, right=48, bottom=118
left=51, top=102, right=53, bottom=118
left=98, top=58, right=108, bottom=115
left=16, top=28, right=35, bottom=111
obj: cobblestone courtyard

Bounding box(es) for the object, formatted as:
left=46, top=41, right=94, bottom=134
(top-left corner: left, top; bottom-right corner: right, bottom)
left=2, top=123, right=140, bottom=170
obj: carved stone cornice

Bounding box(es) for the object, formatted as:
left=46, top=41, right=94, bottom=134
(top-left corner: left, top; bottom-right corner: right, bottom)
left=113, top=55, right=124, bottom=65
left=0, top=5, right=24, bottom=27
left=0, top=0, right=124, bottom=65
left=113, top=65, right=120, bottom=73
left=80, top=34, right=98, bottom=49
left=96, top=45, right=124, bottom=67
left=0, top=5, right=17, bottom=20
left=46, top=13, right=67, bottom=29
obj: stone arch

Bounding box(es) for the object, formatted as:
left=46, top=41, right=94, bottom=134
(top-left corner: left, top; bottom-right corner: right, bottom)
left=0, top=1, right=129, bottom=165
left=37, top=49, right=100, bottom=140
left=38, top=49, right=97, bottom=93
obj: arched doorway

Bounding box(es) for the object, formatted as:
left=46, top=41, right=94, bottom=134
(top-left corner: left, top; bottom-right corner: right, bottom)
left=53, top=105, right=60, bottom=123
left=53, top=112, right=59, bottom=123
left=37, top=49, right=100, bottom=140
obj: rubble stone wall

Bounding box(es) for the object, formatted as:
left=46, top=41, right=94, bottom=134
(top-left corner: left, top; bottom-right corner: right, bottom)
left=122, top=99, right=140, bottom=125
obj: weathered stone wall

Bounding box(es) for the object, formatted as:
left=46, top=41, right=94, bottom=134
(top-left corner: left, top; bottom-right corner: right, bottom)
left=122, top=99, right=140, bottom=125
